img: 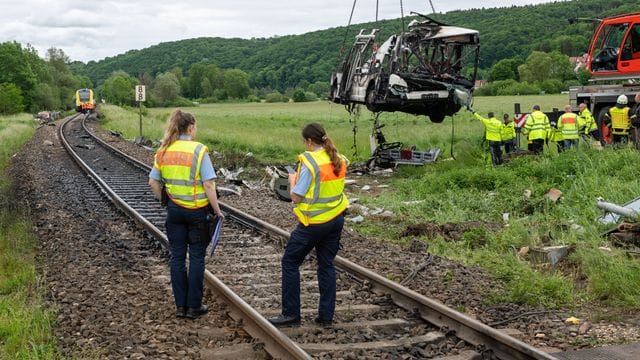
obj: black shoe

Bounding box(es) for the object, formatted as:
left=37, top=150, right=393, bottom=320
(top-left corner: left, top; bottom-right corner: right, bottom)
left=314, top=317, right=333, bottom=326
left=268, top=314, right=300, bottom=326
left=176, top=307, right=187, bottom=318
left=185, top=304, right=208, bottom=319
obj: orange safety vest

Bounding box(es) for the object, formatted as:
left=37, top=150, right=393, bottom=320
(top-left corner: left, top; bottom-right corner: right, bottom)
left=154, top=140, right=209, bottom=209
left=293, top=149, right=349, bottom=226
left=558, top=112, right=579, bottom=140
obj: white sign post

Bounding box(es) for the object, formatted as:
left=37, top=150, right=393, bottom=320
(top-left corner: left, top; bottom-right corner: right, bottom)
left=135, top=85, right=146, bottom=138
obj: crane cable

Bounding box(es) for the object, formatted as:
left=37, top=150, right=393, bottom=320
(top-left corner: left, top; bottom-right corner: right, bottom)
left=339, top=0, right=358, bottom=56
left=427, top=0, right=436, bottom=14
left=400, top=0, right=405, bottom=32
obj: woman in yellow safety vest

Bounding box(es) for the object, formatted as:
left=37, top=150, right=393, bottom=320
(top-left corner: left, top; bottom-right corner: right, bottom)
left=269, top=123, right=349, bottom=327
left=148, top=109, right=224, bottom=319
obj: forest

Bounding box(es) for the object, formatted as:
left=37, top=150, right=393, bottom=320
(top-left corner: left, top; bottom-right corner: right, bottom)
left=0, top=0, right=636, bottom=114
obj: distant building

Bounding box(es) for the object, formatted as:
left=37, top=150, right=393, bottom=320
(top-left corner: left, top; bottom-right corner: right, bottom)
left=474, top=80, right=487, bottom=88
left=570, top=53, right=589, bottom=73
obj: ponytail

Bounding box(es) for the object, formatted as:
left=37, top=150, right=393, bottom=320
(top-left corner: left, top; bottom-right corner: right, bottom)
left=302, top=123, right=342, bottom=176
left=159, top=109, right=196, bottom=151
left=323, top=137, right=342, bottom=176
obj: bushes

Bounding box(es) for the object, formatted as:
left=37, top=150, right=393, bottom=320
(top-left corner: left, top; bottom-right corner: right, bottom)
left=0, top=83, right=25, bottom=115
left=265, top=91, right=289, bottom=103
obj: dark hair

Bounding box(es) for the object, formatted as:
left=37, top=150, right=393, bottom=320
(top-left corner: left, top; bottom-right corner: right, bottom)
left=302, top=122, right=342, bottom=176
left=503, top=113, right=510, bottom=119
left=488, top=112, right=494, bottom=118
left=533, top=105, right=541, bottom=111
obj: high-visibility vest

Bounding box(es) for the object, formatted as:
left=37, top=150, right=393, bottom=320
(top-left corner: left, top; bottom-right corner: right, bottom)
left=501, top=122, right=516, bottom=141
left=293, top=149, right=349, bottom=226
left=154, top=140, right=209, bottom=209
left=609, top=106, right=631, bottom=135
left=558, top=112, right=579, bottom=139
left=550, top=126, right=563, bottom=142
left=523, top=111, right=549, bottom=140
left=578, top=108, right=596, bottom=134
left=473, top=113, right=502, bottom=141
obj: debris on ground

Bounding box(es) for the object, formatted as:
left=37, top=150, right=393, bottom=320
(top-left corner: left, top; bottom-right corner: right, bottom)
left=545, top=188, right=562, bottom=203
left=529, top=245, right=571, bottom=266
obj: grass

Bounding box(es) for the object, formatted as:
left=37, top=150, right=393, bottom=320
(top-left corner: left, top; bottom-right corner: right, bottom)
left=99, top=94, right=640, bottom=309
left=0, top=114, right=58, bottom=359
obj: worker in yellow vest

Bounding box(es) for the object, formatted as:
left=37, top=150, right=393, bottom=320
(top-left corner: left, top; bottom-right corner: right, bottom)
left=148, top=109, right=224, bottom=319
left=578, top=103, right=602, bottom=145
left=603, top=95, right=634, bottom=145
left=269, top=123, right=349, bottom=327
left=522, top=105, right=550, bottom=155
left=501, top=113, right=517, bottom=154
left=558, top=105, right=580, bottom=150
left=473, top=111, right=504, bottom=165
left=549, top=118, right=565, bottom=153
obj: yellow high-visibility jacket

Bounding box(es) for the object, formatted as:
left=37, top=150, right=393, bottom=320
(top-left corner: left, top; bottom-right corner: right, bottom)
left=558, top=112, right=579, bottom=140
left=153, top=140, right=209, bottom=209
left=578, top=108, right=597, bottom=134
left=523, top=110, right=550, bottom=140
left=293, top=149, right=349, bottom=226
left=501, top=122, right=516, bottom=141
left=473, top=112, right=503, bottom=142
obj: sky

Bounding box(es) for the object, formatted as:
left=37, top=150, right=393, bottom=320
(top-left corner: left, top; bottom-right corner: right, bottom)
left=0, top=0, right=557, bottom=63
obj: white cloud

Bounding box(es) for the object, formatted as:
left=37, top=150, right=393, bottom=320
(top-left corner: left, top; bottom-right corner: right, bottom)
left=0, top=0, right=557, bottom=62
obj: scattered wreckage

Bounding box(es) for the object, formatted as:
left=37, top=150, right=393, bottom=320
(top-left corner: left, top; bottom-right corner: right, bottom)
left=330, top=14, right=479, bottom=123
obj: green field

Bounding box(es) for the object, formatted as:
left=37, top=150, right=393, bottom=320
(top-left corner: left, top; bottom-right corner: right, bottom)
left=100, top=95, right=640, bottom=310
left=103, top=94, right=570, bottom=164
left=0, top=114, right=58, bottom=359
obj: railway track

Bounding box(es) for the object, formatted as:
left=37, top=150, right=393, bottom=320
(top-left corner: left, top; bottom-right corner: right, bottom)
left=59, top=113, right=558, bottom=359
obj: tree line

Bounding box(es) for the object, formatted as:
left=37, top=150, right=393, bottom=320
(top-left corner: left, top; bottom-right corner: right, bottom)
left=0, top=43, right=90, bottom=114
left=1, top=0, right=634, bottom=114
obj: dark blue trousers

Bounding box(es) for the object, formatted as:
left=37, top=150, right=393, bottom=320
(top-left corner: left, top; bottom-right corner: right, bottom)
left=281, top=214, right=344, bottom=321
left=165, top=200, right=208, bottom=309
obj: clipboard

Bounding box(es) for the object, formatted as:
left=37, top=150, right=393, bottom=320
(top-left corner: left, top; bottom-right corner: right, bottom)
left=209, top=216, right=223, bottom=256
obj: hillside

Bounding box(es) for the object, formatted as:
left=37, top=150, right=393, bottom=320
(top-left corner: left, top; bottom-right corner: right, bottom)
left=70, top=0, right=634, bottom=91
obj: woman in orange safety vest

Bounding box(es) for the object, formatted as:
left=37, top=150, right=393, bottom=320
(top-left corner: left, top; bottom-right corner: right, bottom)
left=269, top=123, right=349, bottom=327
left=148, top=109, right=224, bottom=319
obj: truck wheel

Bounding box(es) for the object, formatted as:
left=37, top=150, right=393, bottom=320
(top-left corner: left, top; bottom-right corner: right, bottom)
left=597, top=106, right=612, bottom=144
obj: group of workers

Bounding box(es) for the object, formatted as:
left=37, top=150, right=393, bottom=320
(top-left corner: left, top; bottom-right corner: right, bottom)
left=149, top=110, right=348, bottom=327
left=472, top=92, right=640, bottom=166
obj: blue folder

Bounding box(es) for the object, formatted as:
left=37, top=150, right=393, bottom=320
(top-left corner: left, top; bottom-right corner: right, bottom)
left=209, top=217, right=223, bottom=256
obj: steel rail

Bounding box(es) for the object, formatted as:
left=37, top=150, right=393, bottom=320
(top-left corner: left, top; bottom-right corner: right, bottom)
left=60, top=114, right=311, bottom=360
left=69, top=114, right=557, bottom=360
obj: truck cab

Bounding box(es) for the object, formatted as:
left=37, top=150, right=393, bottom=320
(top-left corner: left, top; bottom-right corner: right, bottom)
left=589, top=13, right=640, bottom=79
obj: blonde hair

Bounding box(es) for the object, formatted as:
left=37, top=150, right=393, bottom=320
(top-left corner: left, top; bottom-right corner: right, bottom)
left=302, top=122, right=342, bottom=176
left=159, top=109, right=196, bottom=150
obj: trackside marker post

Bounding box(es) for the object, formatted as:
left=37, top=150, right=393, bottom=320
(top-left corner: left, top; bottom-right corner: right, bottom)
left=135, top=85, right=146, bottom=138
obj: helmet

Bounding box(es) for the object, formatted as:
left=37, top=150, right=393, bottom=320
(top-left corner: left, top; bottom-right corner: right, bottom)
left=617, top=94, right=628, bottom=105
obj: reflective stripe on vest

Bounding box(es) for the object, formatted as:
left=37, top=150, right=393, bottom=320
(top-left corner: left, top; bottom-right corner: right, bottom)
left=578, top=109, right=596, bottom=134
left=293, top=150, right=349, bottom=226
left=154, top=140, right=209, bottom=209
left=558, top=113, right=579, bottom=139
left=610, top=106, right=631, bottom=135
left=524, top=111, right=549, bottom=140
